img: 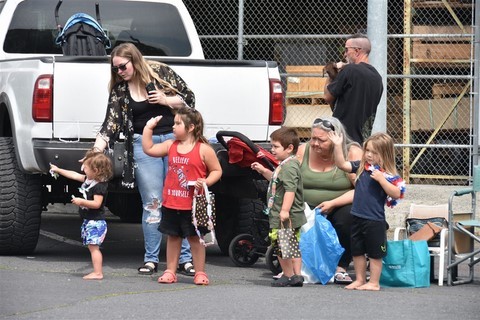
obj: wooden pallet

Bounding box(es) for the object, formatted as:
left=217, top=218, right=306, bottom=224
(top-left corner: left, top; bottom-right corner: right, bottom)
left=432, top=82, right=470, bottom=99
left=411, top=97, right=470, bottom=131
left=286, top=65, right=328, bottom=102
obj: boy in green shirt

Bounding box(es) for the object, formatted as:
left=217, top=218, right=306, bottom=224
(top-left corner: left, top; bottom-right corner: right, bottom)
left=251, top=127, right=306, bottom=287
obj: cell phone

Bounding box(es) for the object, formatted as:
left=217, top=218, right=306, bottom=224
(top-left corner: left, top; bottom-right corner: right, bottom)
left=146, top=82, right=156, bottom=95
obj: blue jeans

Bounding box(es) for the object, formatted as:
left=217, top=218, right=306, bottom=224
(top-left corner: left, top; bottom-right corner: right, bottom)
left=133, top=133, right=192, bottom=265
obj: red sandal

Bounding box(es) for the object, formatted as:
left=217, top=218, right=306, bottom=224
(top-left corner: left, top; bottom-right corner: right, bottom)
left=158, top=270, right=177, bottom=284
left=193, top=271, right=209, bottom=285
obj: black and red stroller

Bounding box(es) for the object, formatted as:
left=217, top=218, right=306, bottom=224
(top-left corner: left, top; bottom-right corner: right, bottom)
left=216, top=131, right=281, bottom=274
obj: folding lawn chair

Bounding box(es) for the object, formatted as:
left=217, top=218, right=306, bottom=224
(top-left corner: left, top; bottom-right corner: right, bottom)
left=447, top=165, right=480, bottom=285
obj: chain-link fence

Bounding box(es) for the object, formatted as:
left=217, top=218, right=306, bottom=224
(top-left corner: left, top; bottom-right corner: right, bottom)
left=183, top=0, right=477, bottom=185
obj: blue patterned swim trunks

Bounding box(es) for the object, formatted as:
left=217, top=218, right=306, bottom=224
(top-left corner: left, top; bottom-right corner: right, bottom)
left=81, top=219, right=107, bottom=246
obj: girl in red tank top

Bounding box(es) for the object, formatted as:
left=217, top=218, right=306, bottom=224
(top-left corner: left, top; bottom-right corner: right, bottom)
left=142, top=107, right=222, bottom=286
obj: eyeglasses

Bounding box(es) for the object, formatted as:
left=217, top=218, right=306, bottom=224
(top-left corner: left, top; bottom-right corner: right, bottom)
left=111, top=60, right=130, bottom=73
left=345, top=46, right=361, bottom=51
left=313, top=118, right=335, bottom=131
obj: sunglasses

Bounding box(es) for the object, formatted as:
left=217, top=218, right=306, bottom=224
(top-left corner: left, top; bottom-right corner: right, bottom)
left=111, top=60, right=130, bottom=73
left=313, top=118, right=335, bottom=131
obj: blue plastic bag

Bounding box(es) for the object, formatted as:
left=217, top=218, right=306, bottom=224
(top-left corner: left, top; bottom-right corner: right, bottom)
left=380, top=239, right=430, bottom=288
left=300, top=209, right=345, bottom=285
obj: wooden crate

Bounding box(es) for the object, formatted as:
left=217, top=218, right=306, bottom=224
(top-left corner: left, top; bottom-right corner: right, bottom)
left=412, top=42, right=471, bottom=60
left=432, top=82, right=469, bottom=99
left=413, top=1, right=473, bottom=9
left=411, top=97, right=470, bottom=131
left=411, top=25, right=472, bottom=61
left=286, top=65, right=327, bottom=104
left=413, top=25, right=473, bottom=42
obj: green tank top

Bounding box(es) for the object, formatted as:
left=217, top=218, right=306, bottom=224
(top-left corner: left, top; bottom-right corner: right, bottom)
left=301, top=142, right=353, bottom=208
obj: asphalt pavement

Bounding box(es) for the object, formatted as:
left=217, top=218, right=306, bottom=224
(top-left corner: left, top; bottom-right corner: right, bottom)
left=1, top=185, right=480, bottom=320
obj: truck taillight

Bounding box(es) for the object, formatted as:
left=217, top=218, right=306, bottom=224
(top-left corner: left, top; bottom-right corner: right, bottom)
left=32, top=75, right=53, bottom=122
left=269, top=79, right=283, bottom=125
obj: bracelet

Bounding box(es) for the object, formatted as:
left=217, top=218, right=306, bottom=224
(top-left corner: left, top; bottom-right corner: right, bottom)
left=91, top=147, right=102, bottom=152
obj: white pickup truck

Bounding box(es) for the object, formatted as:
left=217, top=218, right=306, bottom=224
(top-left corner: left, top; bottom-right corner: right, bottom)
left=0, top=0, right=283, bottom=254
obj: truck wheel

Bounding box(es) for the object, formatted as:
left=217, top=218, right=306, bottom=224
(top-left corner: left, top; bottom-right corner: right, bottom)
left=214, top=195, right=237, bottom=255
left=236, top=198, right=264, bottom=234
left=0, top=137, right=42, bottom=254
left=107, top=192, right=143, bottom=223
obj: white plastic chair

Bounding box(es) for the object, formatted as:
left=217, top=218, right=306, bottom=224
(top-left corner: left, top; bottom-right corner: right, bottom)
left=394, top=203, right=449, bottom=286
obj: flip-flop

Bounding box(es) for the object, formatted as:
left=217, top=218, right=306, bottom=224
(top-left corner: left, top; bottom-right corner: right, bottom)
left=138, top=262, right=157, bottom=275
left=177, top=262, right=195, bottom=276
left=334, top=272, right=353, bottom=284
left=193, top=271, right=209, bottom=285
left=158, top=270, right=177, bottom=284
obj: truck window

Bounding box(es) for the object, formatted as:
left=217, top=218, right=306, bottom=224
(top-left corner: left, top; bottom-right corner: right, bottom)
left=4, top=0, right=192, bottom=56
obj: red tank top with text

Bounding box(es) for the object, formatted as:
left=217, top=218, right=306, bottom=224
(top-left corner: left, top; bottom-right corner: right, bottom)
left=162, top=141, right=207, bottom=210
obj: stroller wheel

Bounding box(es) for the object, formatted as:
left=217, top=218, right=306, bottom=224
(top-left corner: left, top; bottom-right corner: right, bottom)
left=228, top=234, right=260, bottom=267
left=266, top=244, right=282, bottom=275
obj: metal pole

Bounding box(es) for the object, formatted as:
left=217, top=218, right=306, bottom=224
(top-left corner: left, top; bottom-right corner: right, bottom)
left=473, top=0, right=479, bottom=168
left=237, top=0, right=245, bottom=60
left=368, top=0, right=388, bottom=133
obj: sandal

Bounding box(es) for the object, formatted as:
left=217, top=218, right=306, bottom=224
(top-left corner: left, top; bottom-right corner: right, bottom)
left=177, top=261, right=195, bottom=277
left=158, top=270, right=177, bottom=284
left=193, top=271, right=209, bottom=285
left=334, top=271, right=353, bottom=284
left=137, top=262, right=158, bottom=275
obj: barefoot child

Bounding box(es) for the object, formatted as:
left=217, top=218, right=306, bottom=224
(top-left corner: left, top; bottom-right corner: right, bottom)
left=50, top=151, right=113, bottom=280
left=251, top=127, right=306, bottom=287
left=328, top=131, right=406, bottom=291
left=142, top=107, right=222, bottom=285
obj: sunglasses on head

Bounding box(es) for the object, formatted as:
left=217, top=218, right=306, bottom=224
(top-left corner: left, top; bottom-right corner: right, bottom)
left=111, top=60, right=130, bottom=73
left=313, top=118, right=335, bottom=131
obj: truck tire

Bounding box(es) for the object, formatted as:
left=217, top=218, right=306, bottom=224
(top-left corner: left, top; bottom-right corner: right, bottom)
left=214, top=195, right=237, bottom=255
left=106, top=192, right=143, bottom=223
left=236, top=198, right=264, bottom=234
left=0, top=137, right=42, bottom=254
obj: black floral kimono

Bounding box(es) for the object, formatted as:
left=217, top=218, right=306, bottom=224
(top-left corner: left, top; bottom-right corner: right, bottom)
left=97, top=61, right=195, bottom=188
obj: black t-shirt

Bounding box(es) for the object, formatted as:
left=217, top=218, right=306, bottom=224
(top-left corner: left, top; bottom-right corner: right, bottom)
left=129, top=94, right=174, bottom=135
left=79, top=181, right=108, bottom=220
left=328, top=62, right=383, bottom=144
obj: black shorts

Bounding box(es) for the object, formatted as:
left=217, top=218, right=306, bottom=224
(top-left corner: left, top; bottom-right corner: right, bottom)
left=159, top=206, right=204, bottom=238
left=350, top=215, right=387, bottom=259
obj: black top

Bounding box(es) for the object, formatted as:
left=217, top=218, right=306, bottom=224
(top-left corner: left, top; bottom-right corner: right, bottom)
left=78, top=181, right=109, bottom=220
left=329, top=62, right=383, bottom=144
left=130, top=96, right=174, bottom=135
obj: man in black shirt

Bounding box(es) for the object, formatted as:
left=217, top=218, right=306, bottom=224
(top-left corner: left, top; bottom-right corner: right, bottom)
left=324, top=34, right=383, bottom=145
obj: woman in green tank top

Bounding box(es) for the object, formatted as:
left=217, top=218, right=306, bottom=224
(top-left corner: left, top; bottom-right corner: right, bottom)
left=297, top=117, right=363, bottom=284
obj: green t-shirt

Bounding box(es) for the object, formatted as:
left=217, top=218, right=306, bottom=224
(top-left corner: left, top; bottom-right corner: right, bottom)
left=301, top=142, right=353, bottom=208
left=267, top=158, right=306, bottom=229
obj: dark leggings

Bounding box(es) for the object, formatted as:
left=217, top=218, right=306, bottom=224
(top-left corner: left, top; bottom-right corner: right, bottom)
left=326, top=204, right=353, bottom=270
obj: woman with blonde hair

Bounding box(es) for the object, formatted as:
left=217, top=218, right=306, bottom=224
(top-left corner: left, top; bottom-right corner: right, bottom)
left=92, top=42, right=196, bottom=276
left=296, top=116, right=363, bottom=284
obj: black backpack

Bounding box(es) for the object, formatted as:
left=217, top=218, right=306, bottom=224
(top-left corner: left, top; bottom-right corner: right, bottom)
left=54, top=1, right=110, bottom=56
left=55, top=13, right=110, bottom=56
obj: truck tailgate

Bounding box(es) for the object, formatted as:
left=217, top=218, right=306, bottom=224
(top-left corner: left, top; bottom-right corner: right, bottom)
left=53, top=58, right=110, bottom=140
left=53, top=58, right=277, bottom=142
